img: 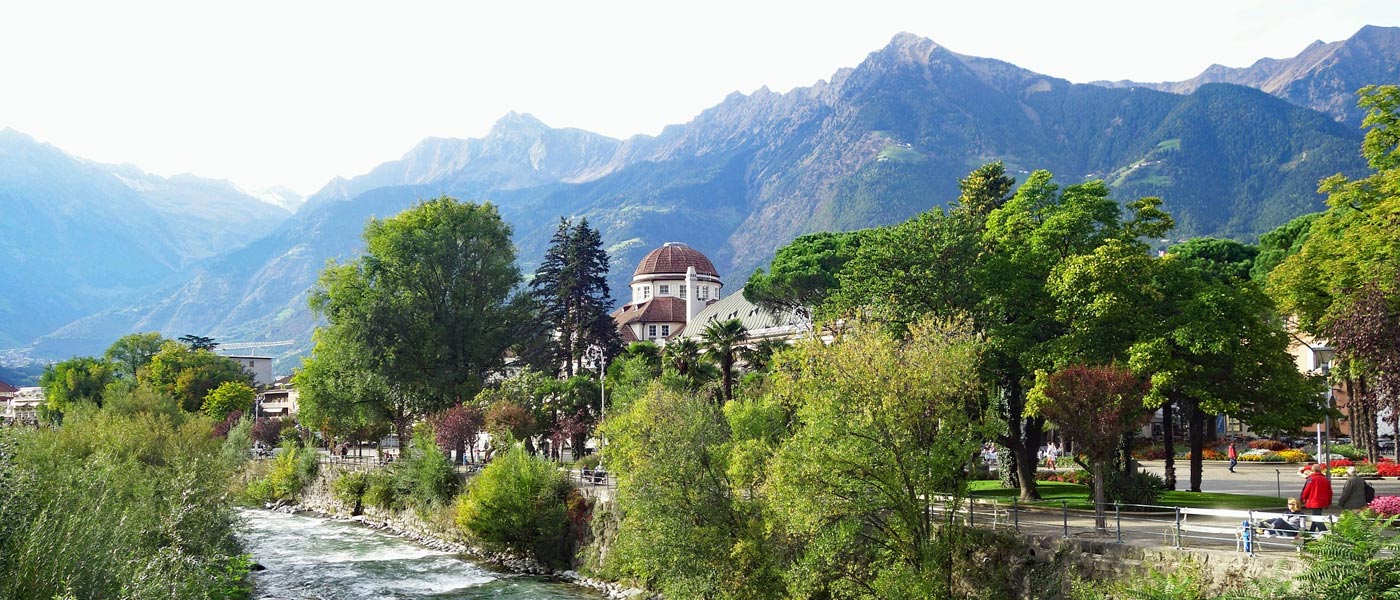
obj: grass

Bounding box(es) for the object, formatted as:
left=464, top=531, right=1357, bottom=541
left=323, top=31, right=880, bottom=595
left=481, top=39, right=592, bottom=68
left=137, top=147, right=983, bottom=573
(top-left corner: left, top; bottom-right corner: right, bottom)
left=967, top=480, right=1287, bottom=511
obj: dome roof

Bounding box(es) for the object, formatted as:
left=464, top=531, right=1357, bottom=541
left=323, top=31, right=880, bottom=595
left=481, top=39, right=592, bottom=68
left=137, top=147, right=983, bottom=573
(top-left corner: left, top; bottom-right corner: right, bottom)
left=633, top=242, right=720, bottom=278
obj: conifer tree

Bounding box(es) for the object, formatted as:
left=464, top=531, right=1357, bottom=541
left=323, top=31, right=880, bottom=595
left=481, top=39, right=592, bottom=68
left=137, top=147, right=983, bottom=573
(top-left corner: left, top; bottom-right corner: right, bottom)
left=531, top=218, right=621, bottom=377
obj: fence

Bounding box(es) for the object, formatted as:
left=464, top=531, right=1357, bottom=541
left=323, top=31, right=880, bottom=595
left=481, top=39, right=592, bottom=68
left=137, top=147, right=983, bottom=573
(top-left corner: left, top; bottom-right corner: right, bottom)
left=935, top=497, right=1338, bottom=555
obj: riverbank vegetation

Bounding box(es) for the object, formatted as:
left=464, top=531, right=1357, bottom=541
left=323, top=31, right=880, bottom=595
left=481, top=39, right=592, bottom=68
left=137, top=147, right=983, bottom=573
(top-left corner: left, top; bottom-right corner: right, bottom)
left=0, top=387, right=252, bottom=599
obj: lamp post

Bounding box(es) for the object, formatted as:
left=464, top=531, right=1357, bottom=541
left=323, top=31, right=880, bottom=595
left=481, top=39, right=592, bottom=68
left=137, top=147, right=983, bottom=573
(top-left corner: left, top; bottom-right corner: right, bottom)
left=1314, top=344, right=1336, bottom=478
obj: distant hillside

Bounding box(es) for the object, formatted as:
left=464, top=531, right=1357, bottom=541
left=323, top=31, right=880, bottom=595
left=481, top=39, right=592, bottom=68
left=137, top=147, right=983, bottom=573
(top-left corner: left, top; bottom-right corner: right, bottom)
left=0, top=129, right=290, bottom=349
left=1092, top=25, right=1400, bottom=127
left=20, top=30, right=1385, bottom=367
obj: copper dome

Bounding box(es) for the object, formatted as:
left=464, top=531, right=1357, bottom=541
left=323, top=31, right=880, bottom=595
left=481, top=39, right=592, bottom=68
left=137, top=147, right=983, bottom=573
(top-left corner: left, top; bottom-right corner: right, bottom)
left=633, top=243, right=720, bottom=278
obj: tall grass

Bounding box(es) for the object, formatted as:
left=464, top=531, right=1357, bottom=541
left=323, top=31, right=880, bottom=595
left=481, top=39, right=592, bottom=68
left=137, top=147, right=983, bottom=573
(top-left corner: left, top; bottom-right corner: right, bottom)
left=0, top=397, right=251, bottom=599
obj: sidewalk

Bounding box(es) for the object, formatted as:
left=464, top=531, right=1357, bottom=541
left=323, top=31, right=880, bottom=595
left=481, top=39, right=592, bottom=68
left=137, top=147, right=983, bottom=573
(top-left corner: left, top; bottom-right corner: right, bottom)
left=1133, top=460, right=1400, bottom=499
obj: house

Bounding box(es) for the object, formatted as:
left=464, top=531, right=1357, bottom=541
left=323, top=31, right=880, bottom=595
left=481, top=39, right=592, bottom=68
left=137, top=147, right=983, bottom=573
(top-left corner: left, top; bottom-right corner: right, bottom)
left=257, top=376, right=299, bottom=418
left=611, top=242, right=723, bottom=345
left=4, top=387, right=44, bottom=426
left=225, top=355, right=274, bottom=387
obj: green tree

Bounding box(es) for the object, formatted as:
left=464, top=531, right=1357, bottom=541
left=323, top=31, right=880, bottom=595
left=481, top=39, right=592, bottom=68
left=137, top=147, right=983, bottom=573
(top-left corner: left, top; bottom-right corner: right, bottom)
left=103, top=332, right=166, bottom=379
left=305, top=197, right=528, bottom=441
left=456, top=445, right=576, bottom=567
left=765, top=317, right=991, bottom=598
left=600, top=382, right=785, bottom=599
left=978, top=171, right=1170, bottom=500
left=1168, top=237, right=1259, bottom=283
left=1133, top=255, right=1321, bottom=491
left=178, top=334, right=218, bottom=351
left=293, top=326, right=392, bottom=448
left=201, top=380, right=256, bottom=422
left=531, top=217, right=621, bottom=377
left=743, top=230, right=866, bottom=324
left=701, top=318, right=748, bottom=403
left=662, top=338, right=702, bottom=378
left=38, top=356, right=117, bottom=420
left=1250, top=212, right=1318, bottom=281
left=140, top=341, right=252, bottom=413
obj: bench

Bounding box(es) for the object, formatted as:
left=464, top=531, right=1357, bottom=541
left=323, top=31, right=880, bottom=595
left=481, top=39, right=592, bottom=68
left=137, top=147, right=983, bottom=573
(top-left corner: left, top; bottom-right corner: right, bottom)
left=1177, top=507, right=1334, bottom=553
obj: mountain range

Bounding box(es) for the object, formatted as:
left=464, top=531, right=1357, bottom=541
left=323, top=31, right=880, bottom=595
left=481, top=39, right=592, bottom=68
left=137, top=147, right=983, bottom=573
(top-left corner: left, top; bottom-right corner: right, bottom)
left=5, top=26, right=1397, bottom=377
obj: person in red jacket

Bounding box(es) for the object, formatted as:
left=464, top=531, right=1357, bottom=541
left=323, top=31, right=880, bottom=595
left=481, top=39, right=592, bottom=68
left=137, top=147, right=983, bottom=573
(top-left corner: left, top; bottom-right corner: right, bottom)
left=1300, top=464, right=1333, bottom=532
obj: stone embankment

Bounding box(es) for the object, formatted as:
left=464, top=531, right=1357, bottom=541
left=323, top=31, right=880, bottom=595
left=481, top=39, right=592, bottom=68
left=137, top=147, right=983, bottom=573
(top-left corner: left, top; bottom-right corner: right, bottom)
left=277, top=467, right=651, bottom=600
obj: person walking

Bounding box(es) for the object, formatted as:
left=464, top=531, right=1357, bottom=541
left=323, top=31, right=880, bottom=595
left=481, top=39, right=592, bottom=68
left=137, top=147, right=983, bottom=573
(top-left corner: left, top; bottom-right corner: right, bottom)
left=1045, top=442, right=1059, bottom=471
left=1300, top=463, right=1334, bottom=532
left=1227, top=441, right=1238, bottom=473
left=1336, top=466, right=1373, bottom=510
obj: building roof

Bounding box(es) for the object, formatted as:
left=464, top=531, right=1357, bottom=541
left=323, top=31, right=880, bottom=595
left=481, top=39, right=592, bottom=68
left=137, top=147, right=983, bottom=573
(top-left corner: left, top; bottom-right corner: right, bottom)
left=679, top=287, right=803, bottom=339
left=633, top=242, right=719, bottom=278
left=613, top=296, right=691, bottom=327
left=0, top=381, right=17, bottom=395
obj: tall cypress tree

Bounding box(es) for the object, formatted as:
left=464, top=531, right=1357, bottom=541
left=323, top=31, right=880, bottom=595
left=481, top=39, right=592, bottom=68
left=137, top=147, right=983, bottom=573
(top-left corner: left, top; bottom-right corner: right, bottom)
left=532, top=218, right=621, bottom=376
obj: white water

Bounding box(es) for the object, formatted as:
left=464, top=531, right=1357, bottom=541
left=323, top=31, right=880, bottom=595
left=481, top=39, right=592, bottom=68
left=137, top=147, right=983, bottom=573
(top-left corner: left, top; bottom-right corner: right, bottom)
left=236, top=509, right=599, bottom=599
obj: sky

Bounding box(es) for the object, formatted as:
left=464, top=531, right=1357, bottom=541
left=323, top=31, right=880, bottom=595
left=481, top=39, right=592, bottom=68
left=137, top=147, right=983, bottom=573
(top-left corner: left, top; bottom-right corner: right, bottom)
left=2, top=1, right=1399, bottom=196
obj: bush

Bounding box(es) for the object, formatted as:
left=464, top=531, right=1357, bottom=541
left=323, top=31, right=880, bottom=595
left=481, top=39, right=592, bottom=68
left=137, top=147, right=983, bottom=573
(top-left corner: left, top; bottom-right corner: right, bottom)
left=332, top=471, right=369, bottom=508
left=1379, top=462, right=1400, bottom=477
left=1036, top=470, right=1091, bottom=485
left=574, top=453, right=601, bottom=470
left=363, top=470, right=399, bottom=510
left=396, top=431, right=459, bottom=509
left=1330, top=444, right=1366, bottom=460
left=1248, top=439, right=1289, bottom=451
left=1104, top=470, right=1165, bottom=506
left=1131, top=445, right=1167, bottom=460
left=456, top=445, right=576, bottom=567
left=246, top=442, right=318, bottom=503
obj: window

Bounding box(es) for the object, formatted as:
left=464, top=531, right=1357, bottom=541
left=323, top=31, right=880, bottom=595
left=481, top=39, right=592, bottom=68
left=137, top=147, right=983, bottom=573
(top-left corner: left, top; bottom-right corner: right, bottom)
left=643, top=286, right=651, bottom=299
left=661, top=325, right=670, bottom=337
left=648, top=325, right=658, bottom=339
left=699, top=286, right=709, bottom=300
left=659, top=284, right=670, bottom=295
left=680, top=285, right=687, bottom=299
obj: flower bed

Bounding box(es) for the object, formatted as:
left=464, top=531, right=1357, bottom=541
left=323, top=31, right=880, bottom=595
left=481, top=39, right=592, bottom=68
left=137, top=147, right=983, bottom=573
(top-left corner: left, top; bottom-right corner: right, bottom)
left=1248, top=439, right=1289, bottom=451
left=1369, top=495, right=1400, bottom=517
left=1274, top=449, right=1312, bottom=463
left=1238, top=452, right=1286, bottom=463
left=1180, top=449, right=1227, bottom=461
left=1378, top=462, right=1400, bottom=477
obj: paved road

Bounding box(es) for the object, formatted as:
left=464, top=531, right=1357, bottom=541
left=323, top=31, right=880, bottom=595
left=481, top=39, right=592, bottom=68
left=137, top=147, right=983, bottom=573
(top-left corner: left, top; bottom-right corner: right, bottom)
left=1132, top=460, right=1400, bottom=501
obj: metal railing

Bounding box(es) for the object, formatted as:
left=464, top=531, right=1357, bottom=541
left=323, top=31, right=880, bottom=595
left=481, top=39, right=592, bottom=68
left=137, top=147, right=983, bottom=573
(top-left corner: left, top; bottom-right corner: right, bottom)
left=933, top=497, right=1340, bottom=555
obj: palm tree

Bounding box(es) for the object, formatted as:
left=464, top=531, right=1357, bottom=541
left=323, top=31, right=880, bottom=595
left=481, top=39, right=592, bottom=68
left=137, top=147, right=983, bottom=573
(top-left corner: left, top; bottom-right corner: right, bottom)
left=663, top=338, right=702, bottom=377
left=741, top=338, right=789, bottom=373
left=701, top=318, right=748, bottom=402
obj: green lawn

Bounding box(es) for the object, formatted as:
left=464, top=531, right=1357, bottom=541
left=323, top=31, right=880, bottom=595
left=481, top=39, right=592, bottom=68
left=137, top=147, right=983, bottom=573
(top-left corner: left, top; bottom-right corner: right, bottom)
left=966, top=480, right=1286, bottom=511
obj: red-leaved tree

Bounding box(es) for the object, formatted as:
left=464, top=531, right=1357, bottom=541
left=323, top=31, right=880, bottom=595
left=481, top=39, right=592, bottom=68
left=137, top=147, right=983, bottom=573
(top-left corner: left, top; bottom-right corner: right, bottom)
left=432, top=404, right=484, bottom=463
left=1032, top=364, right=1150, bottom=533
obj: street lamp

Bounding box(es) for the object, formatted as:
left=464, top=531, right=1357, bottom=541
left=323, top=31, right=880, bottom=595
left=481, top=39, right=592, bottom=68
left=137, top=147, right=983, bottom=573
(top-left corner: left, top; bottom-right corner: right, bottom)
left=1314, top=344, right=1336, bottom=477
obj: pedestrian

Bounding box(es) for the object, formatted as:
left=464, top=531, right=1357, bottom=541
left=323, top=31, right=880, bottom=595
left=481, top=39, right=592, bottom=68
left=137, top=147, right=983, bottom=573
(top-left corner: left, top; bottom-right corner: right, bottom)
left=1227, top=441, right=1238, bottom=473
left=1045, top=442, right=1059, bottom=471
left=1300, top=463, right=1333, bottom=532
left=1336, top=466, right=1373, bottom=510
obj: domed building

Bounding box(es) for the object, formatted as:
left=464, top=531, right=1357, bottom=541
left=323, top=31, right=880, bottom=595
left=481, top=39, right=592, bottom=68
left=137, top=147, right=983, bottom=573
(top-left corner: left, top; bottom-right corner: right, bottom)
left=611, top=242, right=723, bottom=344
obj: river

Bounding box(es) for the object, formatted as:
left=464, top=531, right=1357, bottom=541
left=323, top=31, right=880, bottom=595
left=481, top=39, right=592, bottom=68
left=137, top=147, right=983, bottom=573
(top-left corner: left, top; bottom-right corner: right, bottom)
left=237, top=509, right=601, bottom=599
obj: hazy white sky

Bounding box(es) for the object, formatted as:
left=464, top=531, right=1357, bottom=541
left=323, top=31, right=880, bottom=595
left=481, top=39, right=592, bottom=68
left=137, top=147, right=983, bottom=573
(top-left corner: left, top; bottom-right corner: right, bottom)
left=2, top=0, right=1398, bottom=195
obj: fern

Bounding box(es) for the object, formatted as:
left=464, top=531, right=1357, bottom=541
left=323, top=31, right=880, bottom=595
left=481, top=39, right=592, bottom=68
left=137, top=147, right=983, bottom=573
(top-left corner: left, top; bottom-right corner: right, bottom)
left=1297, top=512, right=1400, bottom=599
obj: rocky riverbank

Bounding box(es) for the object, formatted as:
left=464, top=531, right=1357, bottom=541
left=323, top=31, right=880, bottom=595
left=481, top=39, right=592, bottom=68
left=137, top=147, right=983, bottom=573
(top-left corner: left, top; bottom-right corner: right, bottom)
left=275, top=467, right=652, bottom=600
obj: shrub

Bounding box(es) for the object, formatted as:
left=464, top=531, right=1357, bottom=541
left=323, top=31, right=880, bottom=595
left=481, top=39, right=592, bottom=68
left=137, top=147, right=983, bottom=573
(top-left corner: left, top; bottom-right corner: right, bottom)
left=332, top=471, right=369, bottom=508
left=396, top=431, right=459, bottom=509
left=1330, top=444, right=1366, bottom=460
left=246, top=442, right=318, bottom=503
left=1355, top=463, right=1380, bottom=476
left=1379, top=462, right=1400, bottom=477
left=456, top=445, right=576, bottom=567
left=574, top=453, right=601, bottom=471
left=1131, top=445, right=1167, bottom=460
left=1248, top=439, right=1289, bottom=451
left=363, top=470, right=399, bottom=510
left=1103, top=470, right=1165, bottom=506
left=1036, top=470, right=1091, bottom=485
left=251, top=418, right=281, bottom=447
left=1328, top=458, right=1354, bottom=468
